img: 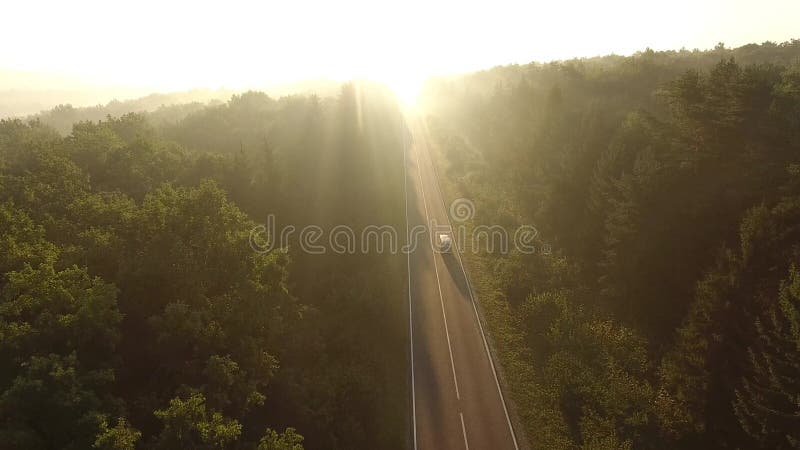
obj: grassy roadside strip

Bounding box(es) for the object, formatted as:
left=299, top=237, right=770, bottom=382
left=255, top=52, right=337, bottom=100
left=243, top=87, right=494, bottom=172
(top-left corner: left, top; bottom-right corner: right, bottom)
left=424, top=115, right=557, bottom=450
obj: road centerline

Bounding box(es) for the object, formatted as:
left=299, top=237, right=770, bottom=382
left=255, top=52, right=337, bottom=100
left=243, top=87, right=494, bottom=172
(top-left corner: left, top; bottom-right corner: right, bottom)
left=413, top=135, right=462, bottom=402
left=460, top=412, right=470, bottom=450
left=417, top=119, right=520, bottom=450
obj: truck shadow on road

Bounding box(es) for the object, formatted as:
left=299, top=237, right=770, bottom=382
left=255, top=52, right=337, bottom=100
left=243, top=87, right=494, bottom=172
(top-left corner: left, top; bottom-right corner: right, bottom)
left=440, top=252, right=471, bottom=299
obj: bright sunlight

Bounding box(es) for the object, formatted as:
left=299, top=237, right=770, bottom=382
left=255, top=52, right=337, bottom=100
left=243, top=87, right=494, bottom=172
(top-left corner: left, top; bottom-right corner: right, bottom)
left=2, top=0, right=798, bottom=98
left=384, top=74, right=426, bottom=107
left=1, top=1, right=799, bottom=450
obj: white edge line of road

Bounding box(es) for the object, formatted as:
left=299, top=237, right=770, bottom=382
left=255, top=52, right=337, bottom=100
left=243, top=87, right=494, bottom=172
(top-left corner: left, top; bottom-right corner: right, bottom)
left=414, top=128, right=462, bottom=402
left=402, top=119, right=418, bottom=450
left=419, top=118, right=521, bottom=450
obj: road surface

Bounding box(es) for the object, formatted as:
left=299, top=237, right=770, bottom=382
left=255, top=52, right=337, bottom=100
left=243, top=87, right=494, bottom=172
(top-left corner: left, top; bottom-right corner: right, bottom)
left=403, top=114, right=520, bottom=450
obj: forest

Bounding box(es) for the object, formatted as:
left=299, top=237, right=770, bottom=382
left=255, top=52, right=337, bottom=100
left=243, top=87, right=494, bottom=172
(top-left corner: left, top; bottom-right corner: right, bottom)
left=0, top=85, right=407, bottom=449
left=2, top=38, right=800, bottom=450
left=421, top=40, right=800, bottom=449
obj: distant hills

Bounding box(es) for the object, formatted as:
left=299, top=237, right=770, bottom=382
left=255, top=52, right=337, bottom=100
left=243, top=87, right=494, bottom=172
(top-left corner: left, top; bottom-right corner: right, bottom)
left=0, top=73, right=344, bottom=133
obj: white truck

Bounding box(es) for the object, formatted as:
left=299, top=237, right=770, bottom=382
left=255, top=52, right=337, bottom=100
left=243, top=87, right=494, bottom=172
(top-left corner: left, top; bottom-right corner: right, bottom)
left=437, top=233, right=452, bottom=253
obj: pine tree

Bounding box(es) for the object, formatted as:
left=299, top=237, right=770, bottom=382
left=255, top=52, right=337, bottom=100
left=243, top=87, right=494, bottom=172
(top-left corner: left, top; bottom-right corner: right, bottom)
left=734, top=265, right=800, bottom=449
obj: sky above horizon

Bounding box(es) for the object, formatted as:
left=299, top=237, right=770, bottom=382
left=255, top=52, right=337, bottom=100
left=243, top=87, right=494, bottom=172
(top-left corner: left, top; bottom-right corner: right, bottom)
left=1, top=0, right=798, bottom=94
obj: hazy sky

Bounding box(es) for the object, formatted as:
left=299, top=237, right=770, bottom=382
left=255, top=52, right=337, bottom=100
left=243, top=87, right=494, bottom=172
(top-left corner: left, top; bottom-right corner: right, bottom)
left=1, top=0, right=798, bottom=93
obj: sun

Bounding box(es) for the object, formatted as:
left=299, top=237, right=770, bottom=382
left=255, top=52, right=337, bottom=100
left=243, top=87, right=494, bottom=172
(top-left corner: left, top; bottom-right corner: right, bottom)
left=385, top=75, right=425, bottom=109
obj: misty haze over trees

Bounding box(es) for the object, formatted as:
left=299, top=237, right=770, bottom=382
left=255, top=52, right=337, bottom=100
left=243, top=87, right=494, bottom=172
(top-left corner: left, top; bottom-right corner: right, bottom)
left=0, top=85, right=406, bottom=449
left=1, top=38, right=800, bottom=449
left=0, top=77, right=344, bottom=131
left=423, top=39, right=800, bottom=449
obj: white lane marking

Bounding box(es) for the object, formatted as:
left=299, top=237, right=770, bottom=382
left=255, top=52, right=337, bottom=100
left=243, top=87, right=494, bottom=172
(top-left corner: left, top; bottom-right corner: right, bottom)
left=413, top=125, right=461, bottom=401
left=418, top=119, right=521, bottom=450
left=460, top=412, right=470, bottom=450
left=402, top=120, right=418, bottom=450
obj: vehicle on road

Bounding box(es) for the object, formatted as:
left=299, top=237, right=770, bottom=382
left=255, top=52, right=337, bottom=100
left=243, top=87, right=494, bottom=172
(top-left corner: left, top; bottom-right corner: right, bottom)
left=437, top=233, right=452, bottom=253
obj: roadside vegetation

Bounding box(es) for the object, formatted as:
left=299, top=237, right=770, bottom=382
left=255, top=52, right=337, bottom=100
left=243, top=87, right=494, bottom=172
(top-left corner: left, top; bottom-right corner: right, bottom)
left=423, top=40, right=800, bottom=449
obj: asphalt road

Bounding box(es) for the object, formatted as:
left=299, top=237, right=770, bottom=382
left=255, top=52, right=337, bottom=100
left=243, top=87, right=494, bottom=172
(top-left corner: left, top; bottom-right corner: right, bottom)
left=404, top=114, right=519, bottom=450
